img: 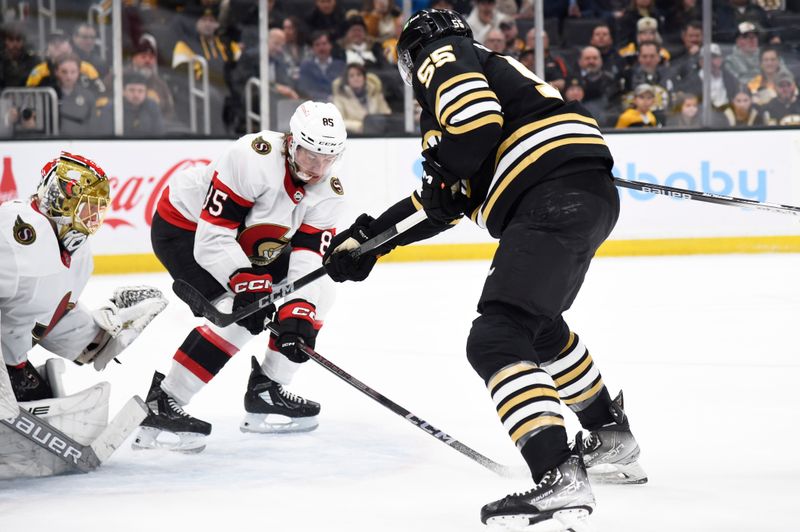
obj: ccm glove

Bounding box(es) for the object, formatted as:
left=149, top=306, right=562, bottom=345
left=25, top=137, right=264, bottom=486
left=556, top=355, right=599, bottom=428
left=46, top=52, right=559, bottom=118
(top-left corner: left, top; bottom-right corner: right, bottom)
left=275, top=299, right=319, bottom=363
left=229, top=267, right=275, bottom=335
left=419, top=158, right=469, bottom=224
left=323, top=213, right=379, bottom=282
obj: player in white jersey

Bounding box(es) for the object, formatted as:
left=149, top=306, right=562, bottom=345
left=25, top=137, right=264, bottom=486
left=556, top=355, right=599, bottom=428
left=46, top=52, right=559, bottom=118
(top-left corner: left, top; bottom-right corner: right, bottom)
left=0, top=152, right=167, bottom=402
left=133, top=101, right=347, bottom=452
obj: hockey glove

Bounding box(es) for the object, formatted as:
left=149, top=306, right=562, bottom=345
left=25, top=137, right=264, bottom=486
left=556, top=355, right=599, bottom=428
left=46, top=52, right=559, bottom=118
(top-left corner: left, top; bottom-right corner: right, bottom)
left=323, top=213, right=379, bottom=282
left=275, top=299, right=319, bottom=363
left=229, top=267, right=275, bottom=335
left=419, top=158, right=469, bottom=224
left=79, top=286, right=169, bottom=370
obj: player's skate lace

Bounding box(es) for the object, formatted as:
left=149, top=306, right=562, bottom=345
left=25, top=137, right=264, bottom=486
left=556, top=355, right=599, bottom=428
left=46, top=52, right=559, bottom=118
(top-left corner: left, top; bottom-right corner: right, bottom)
left=508, top=469, right=557, bottom=498
left=277, top=385, right=306, bottom=404
left=167, top=397, right=191, bottom=417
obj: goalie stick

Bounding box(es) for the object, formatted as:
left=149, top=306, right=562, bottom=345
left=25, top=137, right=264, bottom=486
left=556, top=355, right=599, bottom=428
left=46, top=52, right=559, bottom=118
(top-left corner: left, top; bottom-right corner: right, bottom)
left=614, top=177, right=800, bottom=217
left=173, top=209, right=429, bottom=327
left=263, top=320, right=515, bottom=478
left=0, top=396, right=147, bottom=474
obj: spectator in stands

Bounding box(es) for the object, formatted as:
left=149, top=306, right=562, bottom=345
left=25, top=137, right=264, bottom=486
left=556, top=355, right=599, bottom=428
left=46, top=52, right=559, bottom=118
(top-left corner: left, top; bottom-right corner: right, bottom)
left=563, top=77, right=586, bottom=103
left=714, top=0, right=774, bottom=43
left=283, top=16, right=311, bottom=83
left=298, top=30, right=345, bottom=101
left=589, top=23, right=623, bottom=78
left=673, top=43, right=739, bottom=111
left=669, top=20, right=703, bottom=72
left=129, top=34, right=176, bottom=122
left=363, top=0, right=401, bottom=42
left=122, top=70, right=165, bottom=136
left=525, top=28, right=567, bottom=91
left=518, top=48, right=535, bottom=71
left=484, top=28, right=506, bottom=53
left=171, top=5, right=242, bottom=135
left=722, top=85, right=763, bottom=126
left=27, top=32, right=106, bottom=97
left=664, top=0, right=701, bottom=39
left=747, top=47, right=793, bottom=106
left=666, top=92, right=701, bottom=128
left=332, top=62, right=391, bottom=133
left=762, top=71, right=800, bottom=126
left=340, top=16, right=384, bottom=70
left=72, top=23, right=109, bottom=79
left=619, top=17, right=671, bottom=68
left=53, top=54, right=98, bottom=137
left=0, top=22, right=40, bottom=90
left=617, top=0, right=666, bottom=47
left=725, top=21, right=763, bottom=84
left=576, top=45, right=621, bottom=116
left=622, top=41, right=672, bottom=121
left=466, top=0, right=511, bottom=44
left=499, top=20, right=525, bottom=57
left=306, top=0, right=346, bottom=40
left=14, top=107, right=40, bottom=137
left=615, top=83, right=660, bottom=127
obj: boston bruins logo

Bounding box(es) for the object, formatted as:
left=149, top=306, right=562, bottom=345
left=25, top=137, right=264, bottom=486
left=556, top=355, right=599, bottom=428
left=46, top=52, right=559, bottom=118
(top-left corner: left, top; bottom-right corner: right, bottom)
left=330, top=176, right=344, bottom=195
left=13, top=215, right=36, bottom=245
left=251, top=136, right=272, bottom=155
left=238, top=223, right=290, bottom=266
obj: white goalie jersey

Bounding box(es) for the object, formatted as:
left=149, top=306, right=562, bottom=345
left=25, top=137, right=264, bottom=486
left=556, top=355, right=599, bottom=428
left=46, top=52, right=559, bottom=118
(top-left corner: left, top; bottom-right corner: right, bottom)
left=156, top=130, right=346, bottom=310
left=0, top=200, right=99, bottom=367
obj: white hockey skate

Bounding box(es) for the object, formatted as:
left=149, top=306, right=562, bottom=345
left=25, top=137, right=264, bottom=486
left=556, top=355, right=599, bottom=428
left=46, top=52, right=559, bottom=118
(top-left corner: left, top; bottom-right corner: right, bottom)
left=239, top=357, right=320, bottom=434
left=481, top=447, right=595, bottom=532
left=577, top=391, right=648, bottom=485
left=131, top=372, right=211, bottom=454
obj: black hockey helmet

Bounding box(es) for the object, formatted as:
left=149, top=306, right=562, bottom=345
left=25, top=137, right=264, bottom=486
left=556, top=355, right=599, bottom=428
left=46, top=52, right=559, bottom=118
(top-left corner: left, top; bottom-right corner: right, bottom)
left=396, top=9, right=472, bottom=86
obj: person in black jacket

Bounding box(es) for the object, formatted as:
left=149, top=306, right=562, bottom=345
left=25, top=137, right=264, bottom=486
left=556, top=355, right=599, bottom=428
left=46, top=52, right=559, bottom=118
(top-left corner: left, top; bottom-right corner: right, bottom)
left=323, top=9, right=646, bottom=530
left=122, top=71, right=165, bottom=136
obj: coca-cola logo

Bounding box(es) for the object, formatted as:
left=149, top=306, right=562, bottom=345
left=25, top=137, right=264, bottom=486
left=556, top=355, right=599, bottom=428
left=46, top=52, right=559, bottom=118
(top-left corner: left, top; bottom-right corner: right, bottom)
left=104, top=158, right=210, bottom=228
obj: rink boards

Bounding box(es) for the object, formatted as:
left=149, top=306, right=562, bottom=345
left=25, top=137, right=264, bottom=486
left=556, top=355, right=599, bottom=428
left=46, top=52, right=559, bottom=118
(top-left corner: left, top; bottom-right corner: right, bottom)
left=2, top=129, right=799, bottom=273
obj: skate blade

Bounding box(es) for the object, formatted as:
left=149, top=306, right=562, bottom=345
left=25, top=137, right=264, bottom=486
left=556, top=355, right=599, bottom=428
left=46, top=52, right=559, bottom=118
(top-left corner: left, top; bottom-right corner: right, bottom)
left=239, top=413, right=319, bottom=434
left=486, top=507, right=594, bottom=532
left=130, top=426, right=207, bottom=454
left=588, top=460, right=648, bottom=485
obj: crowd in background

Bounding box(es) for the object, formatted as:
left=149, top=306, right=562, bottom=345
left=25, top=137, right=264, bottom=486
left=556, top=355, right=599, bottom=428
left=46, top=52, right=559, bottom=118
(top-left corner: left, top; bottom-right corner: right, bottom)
left=2, top=0, right=800, bottom=139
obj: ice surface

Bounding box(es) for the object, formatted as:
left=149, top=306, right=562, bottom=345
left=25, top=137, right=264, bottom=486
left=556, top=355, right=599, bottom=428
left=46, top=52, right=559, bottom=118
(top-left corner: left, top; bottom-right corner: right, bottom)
left=1, top=254, right=799, bottom=532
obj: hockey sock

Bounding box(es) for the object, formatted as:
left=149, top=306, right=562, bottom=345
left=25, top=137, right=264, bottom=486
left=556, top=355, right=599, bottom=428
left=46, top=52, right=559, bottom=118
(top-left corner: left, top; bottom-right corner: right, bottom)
left=541, top=332, right=615, bottom=430
left=163, top=325, right=242, bottom=405
left=487, top=361, right=570, bottom=480
left=262, top=337, right=303, bottom=385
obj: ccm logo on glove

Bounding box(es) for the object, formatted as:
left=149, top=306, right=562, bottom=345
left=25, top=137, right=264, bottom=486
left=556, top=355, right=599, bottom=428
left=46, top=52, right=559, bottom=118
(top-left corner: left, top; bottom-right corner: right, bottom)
left=229, top=270, right=273, bottom=294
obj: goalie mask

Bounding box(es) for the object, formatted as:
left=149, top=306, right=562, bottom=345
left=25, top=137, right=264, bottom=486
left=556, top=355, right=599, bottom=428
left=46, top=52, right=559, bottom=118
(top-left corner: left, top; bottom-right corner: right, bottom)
left=396, top=9, right=472, bottom=86
left=287, top=101, right=347, bottom=185
left=36, top=152, right=110, bottom=250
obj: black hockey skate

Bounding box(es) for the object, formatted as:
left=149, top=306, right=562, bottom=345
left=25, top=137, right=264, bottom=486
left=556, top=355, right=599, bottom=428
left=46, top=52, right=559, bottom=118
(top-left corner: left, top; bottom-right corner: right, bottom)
left=481, top=446, right=595, bottom=532
left=131, top=371, right=211, bottom=453
left=240, top=356, right=320, bottom=434
left=576, top=390, right=648, bottom=485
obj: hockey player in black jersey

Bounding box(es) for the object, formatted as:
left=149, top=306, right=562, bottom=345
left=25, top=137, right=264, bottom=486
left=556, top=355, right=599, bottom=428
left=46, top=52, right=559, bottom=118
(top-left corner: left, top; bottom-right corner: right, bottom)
left=323, top=8, right=646, bottom=531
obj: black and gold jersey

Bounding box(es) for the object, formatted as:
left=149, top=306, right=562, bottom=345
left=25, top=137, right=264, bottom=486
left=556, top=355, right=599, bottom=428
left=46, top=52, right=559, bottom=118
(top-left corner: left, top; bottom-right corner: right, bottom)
left=415, top=35, right=613, bottom=237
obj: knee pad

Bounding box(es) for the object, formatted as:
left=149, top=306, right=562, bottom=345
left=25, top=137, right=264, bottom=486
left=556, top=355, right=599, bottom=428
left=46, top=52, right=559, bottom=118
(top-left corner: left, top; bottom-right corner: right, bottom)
left=533, top=317, right=571, bottom=364
left=466, top=311, right=536, bottom=382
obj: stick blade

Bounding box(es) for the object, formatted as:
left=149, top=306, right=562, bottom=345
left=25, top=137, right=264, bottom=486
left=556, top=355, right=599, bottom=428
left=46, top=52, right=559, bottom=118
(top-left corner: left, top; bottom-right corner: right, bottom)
left=90, top=396, right=148, bottom=463
left=172, top=280, right=232, bottom=327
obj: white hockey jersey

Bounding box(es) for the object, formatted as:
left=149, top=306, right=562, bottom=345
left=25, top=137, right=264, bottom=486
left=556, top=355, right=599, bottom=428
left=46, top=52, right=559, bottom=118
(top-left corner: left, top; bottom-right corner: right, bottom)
left=155, top=130, right=346, bottom=310
left=0, top=200, right=99, bottom=366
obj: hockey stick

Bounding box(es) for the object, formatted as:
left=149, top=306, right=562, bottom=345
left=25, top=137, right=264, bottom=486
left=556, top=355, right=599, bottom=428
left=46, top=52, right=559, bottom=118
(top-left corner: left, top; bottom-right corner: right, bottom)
left=173, top=209, right=430, bottom=327
left=0, top=395, right=147, bottom=474
left=265, top=321, right=515, bottom=478
left=614, top=177, right=800, bottom=217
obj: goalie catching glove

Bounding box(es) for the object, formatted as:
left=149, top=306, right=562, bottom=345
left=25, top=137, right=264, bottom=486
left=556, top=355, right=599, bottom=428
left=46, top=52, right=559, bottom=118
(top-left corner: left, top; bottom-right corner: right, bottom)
left=76, top=286, right=168, bottom=370
left=323, top=213, right=379, bottom=282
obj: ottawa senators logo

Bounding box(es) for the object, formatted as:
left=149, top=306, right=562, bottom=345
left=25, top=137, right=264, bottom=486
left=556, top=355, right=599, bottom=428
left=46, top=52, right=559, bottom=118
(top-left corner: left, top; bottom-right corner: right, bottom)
left=330, top=176, right=344, bottom=195
left=13, top=215, right=35, bottom=245
left=251, top=136, right=272, bottom=155
left=238, top=224, right=290, bottom=266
